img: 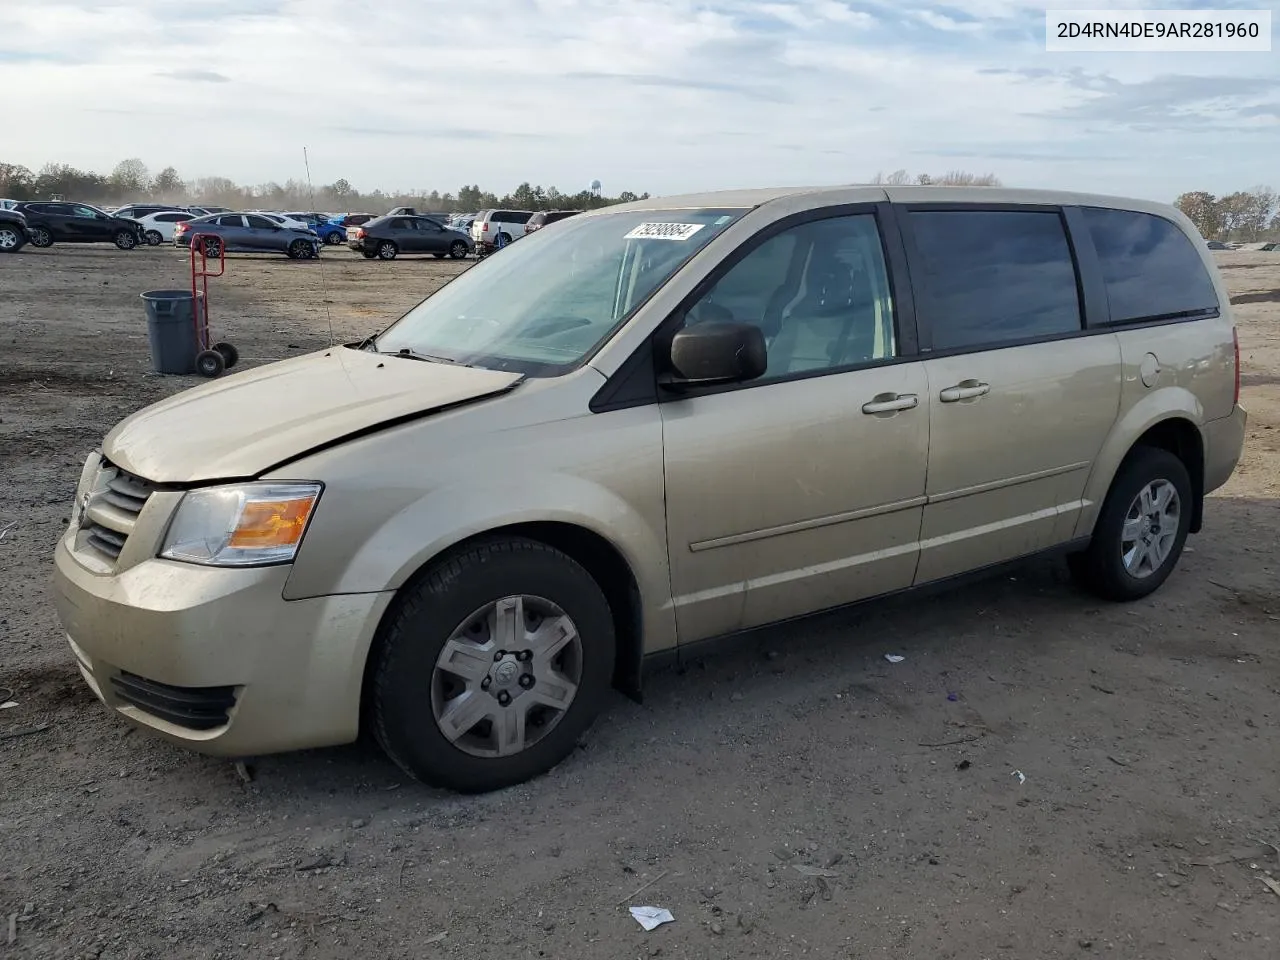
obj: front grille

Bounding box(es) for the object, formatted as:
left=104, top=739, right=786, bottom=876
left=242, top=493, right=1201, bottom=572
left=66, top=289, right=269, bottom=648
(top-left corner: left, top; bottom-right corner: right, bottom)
left=79, top=460, right=155, bottom=563
left=110, top=672, right=238, bottom=731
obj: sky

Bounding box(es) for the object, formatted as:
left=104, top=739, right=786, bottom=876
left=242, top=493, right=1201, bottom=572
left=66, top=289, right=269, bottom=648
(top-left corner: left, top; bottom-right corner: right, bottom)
left=1, top=0, right=1276, bottom=202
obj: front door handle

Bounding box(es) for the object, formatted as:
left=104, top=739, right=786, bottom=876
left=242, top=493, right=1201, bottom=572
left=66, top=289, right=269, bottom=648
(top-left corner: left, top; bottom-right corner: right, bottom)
left=862, top=393, right=919, bottom=415
left=939, top=380, right=990, bottom=403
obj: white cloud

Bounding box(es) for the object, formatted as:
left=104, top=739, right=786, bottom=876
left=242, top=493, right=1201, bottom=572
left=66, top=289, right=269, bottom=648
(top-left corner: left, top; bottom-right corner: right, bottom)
left=0, top=0, right=1276, bottom=201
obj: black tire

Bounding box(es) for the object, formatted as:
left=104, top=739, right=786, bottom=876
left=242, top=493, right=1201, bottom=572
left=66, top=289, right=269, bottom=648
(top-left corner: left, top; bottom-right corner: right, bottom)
left=213, top=341, right=239, bottom=369
left=323, top=232, right=343, bottom=245
left=195, top=348, right=225, bottom=378
left=362, top=250, right=377, bottom=259
left=449, top=240, right=468, bottom=260
left=1069, top=447, right=1193, bottom=602
left=28, top=227, right=53, bottom=248
left=201, top=237, right=222, bottom=258
left=372, top=537, right=616, bottom=793
left=287, top=239, right=312, bottom=259
left=144, top=230, right=163, bottom=246
left=377, top=241, right=398, bottom=260
left=433, top=252, right=445, bottom=259
left=114, top=230, right=137, bottom=250
left=0, top=226, right=25, bottom=253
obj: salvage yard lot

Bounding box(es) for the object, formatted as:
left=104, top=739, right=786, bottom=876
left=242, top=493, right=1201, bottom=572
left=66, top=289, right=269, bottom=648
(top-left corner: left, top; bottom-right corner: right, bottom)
left=1, top=245, right=1278, bottom=959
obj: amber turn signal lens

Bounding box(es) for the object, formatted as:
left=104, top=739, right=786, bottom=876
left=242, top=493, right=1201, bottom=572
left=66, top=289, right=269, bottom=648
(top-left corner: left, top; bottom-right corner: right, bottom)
left=227, top=497, right=316, bottom=550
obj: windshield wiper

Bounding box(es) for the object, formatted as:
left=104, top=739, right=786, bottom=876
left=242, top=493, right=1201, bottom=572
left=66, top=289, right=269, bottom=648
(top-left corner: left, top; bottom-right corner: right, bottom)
left=381, top=347, right=471, bottom=367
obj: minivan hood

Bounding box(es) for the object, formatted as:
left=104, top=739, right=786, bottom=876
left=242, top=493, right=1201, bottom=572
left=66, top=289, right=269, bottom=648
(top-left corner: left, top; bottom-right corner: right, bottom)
left=103, top=347, right=523, bottom=483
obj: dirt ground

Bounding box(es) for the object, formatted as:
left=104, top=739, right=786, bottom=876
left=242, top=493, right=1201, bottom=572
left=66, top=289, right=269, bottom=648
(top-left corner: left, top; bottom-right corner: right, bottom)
left=1, top=243, right=1277, bottom=960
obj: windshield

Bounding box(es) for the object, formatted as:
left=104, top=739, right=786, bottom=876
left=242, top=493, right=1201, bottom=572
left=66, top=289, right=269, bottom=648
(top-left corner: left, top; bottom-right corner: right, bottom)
left=370, top=207, right=746, bottom=375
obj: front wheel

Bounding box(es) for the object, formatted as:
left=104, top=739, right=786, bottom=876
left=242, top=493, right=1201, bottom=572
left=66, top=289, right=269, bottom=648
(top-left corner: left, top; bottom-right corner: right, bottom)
left=449, top=240, right=468, bottom=259
left=324, top=232, right=343, bottom=245
left=0, top=226, right=25, bottom=253
left=114, top=230, right=137, bottom=250
left=372, top=538, right=616, bottom=793
left=287, top=239, right=313, bottom=259
left=195, top=348, right=226, bottom=378
left=144, top=230, right=163, bottom=246
left=1068, top=447, right=1193, bottom=602
left=377, top=241, right=397, bottom=260
left=28, top=227, right=53, bottom=248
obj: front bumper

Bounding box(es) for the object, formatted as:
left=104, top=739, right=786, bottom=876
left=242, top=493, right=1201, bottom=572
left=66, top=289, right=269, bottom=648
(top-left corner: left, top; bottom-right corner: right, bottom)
left=53, top=533, right=394, bottom=756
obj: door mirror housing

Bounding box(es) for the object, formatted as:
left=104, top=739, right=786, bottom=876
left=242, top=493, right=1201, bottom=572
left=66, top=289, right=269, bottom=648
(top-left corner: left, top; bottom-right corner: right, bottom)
left=665, top=320, right=767, bottom=388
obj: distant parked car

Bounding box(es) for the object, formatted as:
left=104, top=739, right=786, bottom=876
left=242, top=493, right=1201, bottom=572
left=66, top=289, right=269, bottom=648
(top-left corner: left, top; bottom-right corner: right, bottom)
left=191, top=205, right=231, bottom=214
left=134, top=209, right=196, bottom=245
left=113, top=203, right=186, bottom=220
left=334, top=212, right=376, bottom=229
left=252, top=212, right=311, bottom=230
left=447, top=214, right=475, bottom=234
left=283, top=212, right=347, bottom=245
left=11, top=201, right=146, bottom=249
left=1206, top=240, right=1230, bottom=250
left=174, top=212, right=321, bottom=259
left=348, top=215, right=473, bottom=260
left=470, top=209, right=533, bottom=253
left=1260, top=242, right=1280, bottom=252
left=0, top=208, right=29, bottom=253
left=524, top=209, right=582, bottom=234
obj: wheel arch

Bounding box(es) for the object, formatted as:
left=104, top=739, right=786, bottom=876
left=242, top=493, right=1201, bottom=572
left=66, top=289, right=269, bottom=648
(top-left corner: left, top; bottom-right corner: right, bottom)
left=1077, top=398, right=1206, bottom=540
left=358, top=520, right=649, bottom=738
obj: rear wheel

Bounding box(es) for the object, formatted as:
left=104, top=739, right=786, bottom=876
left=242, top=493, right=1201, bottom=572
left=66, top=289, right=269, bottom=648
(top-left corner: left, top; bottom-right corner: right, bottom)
left=1069, top=447, right=1193, bottom=601
left=201, top=237, right=222, bottom=258
left=28, top=227, right=53, bottom=248
left=114, top=230, right=137, bottom=250
left=449, top=240, right=468, bottom=259
left=377, top=241, right=398, bottom=260
left=373, top=538, right=616, bottom=793
left=144, top=230, right=163, bottom=246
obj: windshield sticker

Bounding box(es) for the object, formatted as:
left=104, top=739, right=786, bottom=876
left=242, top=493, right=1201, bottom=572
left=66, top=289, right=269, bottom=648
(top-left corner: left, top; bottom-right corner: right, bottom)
left=623, top=222, right=708, bottom=241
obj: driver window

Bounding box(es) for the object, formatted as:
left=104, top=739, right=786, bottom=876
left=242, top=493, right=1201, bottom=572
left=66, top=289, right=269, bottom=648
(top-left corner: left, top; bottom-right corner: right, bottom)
left=685, top=214, right=896, bottom=383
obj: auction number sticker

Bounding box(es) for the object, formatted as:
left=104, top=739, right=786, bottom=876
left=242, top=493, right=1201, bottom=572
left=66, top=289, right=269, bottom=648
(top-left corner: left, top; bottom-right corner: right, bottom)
left=624, top=222, right=707, bottom=241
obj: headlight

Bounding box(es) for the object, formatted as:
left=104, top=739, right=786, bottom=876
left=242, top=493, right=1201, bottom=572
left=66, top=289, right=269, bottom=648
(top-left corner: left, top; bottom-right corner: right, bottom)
left=160, top=482, right=322, bottom=566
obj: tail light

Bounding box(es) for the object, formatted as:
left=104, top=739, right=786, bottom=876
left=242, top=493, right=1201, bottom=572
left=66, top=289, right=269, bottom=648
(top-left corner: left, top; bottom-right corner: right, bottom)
left=1232, top=326, right=1240, bottom=407
left=482, top=222, right=489, bottom=232
left=354, top=227, right=365, bottom=239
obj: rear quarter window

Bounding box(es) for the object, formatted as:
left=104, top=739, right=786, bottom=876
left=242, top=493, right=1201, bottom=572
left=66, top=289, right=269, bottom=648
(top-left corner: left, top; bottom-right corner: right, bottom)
left=1080, top=207, right=1220, bottom=323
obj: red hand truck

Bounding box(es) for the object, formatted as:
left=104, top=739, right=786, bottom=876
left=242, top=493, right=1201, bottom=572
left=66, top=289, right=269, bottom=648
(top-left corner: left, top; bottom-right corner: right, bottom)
left=187, top=232, right=240, bottom=378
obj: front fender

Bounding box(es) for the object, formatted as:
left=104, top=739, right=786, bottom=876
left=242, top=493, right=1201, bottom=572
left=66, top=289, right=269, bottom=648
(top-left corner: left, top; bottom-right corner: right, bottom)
left=1072, top=385, right=1205, bottom=539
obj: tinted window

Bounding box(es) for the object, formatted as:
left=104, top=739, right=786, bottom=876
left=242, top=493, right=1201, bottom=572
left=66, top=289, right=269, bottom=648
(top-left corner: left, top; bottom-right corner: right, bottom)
left=388, top=218, right=410, bottom=230
left=216, top=215, right=244, bottom=227
left=245, top=215, right=277, bottom=229
left=1081, top=207, right=1219, bottom=323
left=909, top=210, right=1081, bottom=351
left=156, top=213, right=191, bottom=223
left=684, top=214, right=897, bottom=382
left=72, top=205, right=101, bottom=218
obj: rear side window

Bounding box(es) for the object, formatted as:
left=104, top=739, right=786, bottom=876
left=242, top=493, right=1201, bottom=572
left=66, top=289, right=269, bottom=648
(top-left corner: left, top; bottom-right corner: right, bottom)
left=909, top=209, right=1082, bottom=351
left=1080, top=207, right=1219, bottom=323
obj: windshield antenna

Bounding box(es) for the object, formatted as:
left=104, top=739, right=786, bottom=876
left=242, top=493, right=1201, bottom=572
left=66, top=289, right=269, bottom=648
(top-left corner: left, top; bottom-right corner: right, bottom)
left=303, top=145, right=337, bottom=348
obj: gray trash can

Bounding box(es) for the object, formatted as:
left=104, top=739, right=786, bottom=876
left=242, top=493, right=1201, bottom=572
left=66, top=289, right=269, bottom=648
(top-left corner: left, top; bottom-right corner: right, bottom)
left=140, top=290, right=203, bottom=375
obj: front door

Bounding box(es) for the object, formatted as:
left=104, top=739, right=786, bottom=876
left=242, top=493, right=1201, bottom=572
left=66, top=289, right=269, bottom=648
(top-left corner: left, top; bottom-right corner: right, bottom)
left=896, top=206, right=1123, bottom=584
left=660, top=208, right=929, bottom=641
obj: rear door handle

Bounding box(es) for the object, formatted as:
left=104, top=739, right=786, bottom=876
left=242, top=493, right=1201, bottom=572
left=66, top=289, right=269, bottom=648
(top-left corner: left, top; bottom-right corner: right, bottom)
left=861, top=393, right=919, bottom=415
left=939, top=381, right=990, bottom=403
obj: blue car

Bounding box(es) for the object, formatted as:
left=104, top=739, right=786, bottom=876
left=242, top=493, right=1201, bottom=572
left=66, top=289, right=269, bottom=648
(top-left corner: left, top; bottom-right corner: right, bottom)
left=283, top=212, right=347, bottom=245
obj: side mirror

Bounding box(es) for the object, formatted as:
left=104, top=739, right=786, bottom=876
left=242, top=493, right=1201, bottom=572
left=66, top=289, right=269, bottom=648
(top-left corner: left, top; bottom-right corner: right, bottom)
left=665, top=320, right=767, bottom=388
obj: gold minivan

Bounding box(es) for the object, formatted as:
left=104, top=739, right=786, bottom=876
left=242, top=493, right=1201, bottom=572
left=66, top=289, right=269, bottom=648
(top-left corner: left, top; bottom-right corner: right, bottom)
left=53, top=186, right=1247, bottom=792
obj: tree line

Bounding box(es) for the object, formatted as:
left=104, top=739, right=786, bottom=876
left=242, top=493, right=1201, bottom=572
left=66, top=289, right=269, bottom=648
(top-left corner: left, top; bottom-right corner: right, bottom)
left=17, top=158, right=1271, bottom=240
left=1174, top=187, right=1279, bottom=242
left=0, top=158, right=648, bottom=214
